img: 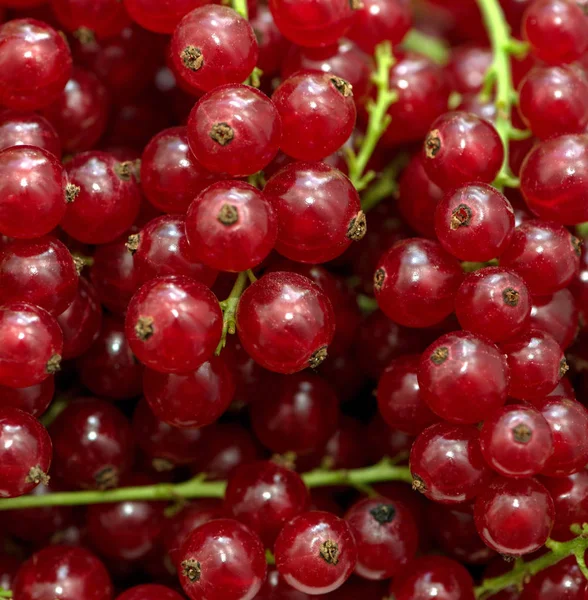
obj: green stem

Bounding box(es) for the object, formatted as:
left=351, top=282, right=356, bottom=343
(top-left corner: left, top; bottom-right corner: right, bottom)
left=231, top=0, right=248, bottom=19
left=360, top=153, right=409, bottom=212
left=0, top=589, right=11, bottom=599
left=347, top=42, right=398, bottom=192
left=402, top=29, right=450, bottom=65
left=215, top=271, right=251, bottom=355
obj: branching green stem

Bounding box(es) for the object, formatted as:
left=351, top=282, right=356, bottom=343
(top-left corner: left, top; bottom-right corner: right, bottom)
left=402, top=29, right=450, bottom=65
left=215, top=271, right=251, bottom=355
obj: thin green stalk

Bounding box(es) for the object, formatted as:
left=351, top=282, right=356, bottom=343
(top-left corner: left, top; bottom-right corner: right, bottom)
left=402, top=29, right=450, bottom=65
left=231, top=0, right=248, bottom=19
left=215, top=271, right=251, bottom=355
left=347, top=42, right=398, bottom=192
left=0, top=589, right=11, bottom=599
left=360, top=153, right=409, bottom=212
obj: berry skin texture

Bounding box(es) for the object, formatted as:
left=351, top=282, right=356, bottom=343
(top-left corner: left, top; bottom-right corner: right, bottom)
left=237, top=272, right=335, bottom=374
left=0, top=145, right=69, bottom=239
left=224, top=460, right=310, bottom=548
left=123, top=0, right=209, bottom=33
left=170, top=5, right=258, bottom=94
left=50, top=0, right=130, bottom=39
left=410, top=422, right=492, bottom=505
left=423, top=111, right=504, bottom=191
left=0, top=302, right=63, bottom=389
left=12, top=546, right=113, bottom=600
left=344, top=496, right=419, bottom=580
left=0, top=19, right=72, bottom=110
left=116, top=584, right=184, bottom=600
left=474, top=477, right=555, bottom=556
left=520, top=134, right=588, bottom=225
left=520, top=556, right=587, bottom=600
left=480, top=404, right=554, bottom=478
left=374, top=239, right=463, bottom=328
left=125, top=275, right=222, bottom=374
left=275, top=511, right=357, bottom=595
left=529, top=288, right=578, bottom=350
left=187, top=84, right=281, bottom=177
left=0, top=377, right=54, bottom=417
left=185, top=181, right=278, bottom=272
left=178, top=518, right=267, bottom=600
left=264, top=162, right=364, bottom=264
left=0, top=407, right=51, bottom=498
left=0, top=109, right=61, bottom=156
left=455, top=267, right=531, bottom=343
left=272, top=72, right=356, bottom=161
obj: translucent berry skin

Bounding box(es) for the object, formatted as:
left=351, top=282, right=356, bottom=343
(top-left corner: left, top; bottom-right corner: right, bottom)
left=455, top=267, right=531, bottom=343
left=141, top=126, right=220, bottom=214
left=389, top=556, right=475, bottom=600
left=51, top=0, right=129, bottom=39
left=376, top=355, right=439, bottom=436
left=0, top=407, right=51, bottom=498
left=0, top=302, right=63, bottom=389
left=423, top=112, right=504, bottom=191
left=520, top=134, right=588, bottom=225
left=345, top=496, right=419, bottom=580
left=520, top=556, right=586, bottom=600
left=224, top=460, right=310, bottom=548
left=237, top=272, right=335, bottom=374
left=116, top=584, right=184, bottom=600
left=501, top=330, right=566, bottom=399
left=0, top=145, right=69, bottom=239
left=125, top=275, right=222, bottom=374
left=480, top=404, right=554, bottom=478
left=269, top=0, right=356, bottom=48
left=0, top=109, right=60, bottom=156
left=178, top=518, right=267, bottom=600
left=500, top=220, right=580, bottom=294
left=188, top=84, right=281, bottom=177
left=132, top=214, right=218, bottom=287
left=474, top=477, right=554, bottom=556
left=275, top=511, right=357, bottom=595
left=0, top=19, right=72, bottom=110
left=272, top=72, right=356, bottom=161
left=0, top=237, right=78, bottom=316
left=123, top=0, right=209, bottom=33
left=447, top=46, right=493, bottom=95
left=522, top=0, right=588, bottom=65
left=529, top=288, right=578, bottom=350
left=410, top=422, right=492, bottom=505
left=50, top=397, right=134, bottom=490
left=264, top=162, right=363, bottom=264
left=257, top=569, right=313, bottom=600
left=0, top=377, right=54, bottom=417
left=12, top=546, right=112, bottom=600
left=170, top=5, right=258, bottom=94
left=186, top=181, right=278, bottom=272
left=374, top=239, right=463, bottom=328
left=533, top=396, right=588, bottom=477
left=435, top=183, right=515, bottom=262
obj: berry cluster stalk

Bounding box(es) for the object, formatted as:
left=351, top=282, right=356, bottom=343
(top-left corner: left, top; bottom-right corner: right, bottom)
left=0, top=589, right=11, bottom=598
left=215, top=270, right=251, bottom=354
left=402, top=29, right=449, bottom=65
left=231, top=0, right=248, bottom=19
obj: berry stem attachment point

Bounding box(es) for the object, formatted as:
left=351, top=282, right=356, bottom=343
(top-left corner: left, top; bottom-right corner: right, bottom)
left=215, top=270, right=253, bottom=355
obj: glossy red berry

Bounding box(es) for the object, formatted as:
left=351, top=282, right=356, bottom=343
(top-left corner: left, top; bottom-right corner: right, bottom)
left=178, top=518, right=267, bottom=600
left=474, top=477, right=554, bottom=556
left=0, top=377, right=54, bottom=417
left=521, top=556, right=587, bottom=599
left=237, top=272, right=335, bottom=374
left=186, top=181, right=277, bottom=272
left=275, top=511, right=357, bottom=595
left=188, top=84, right=281, bottom=177
left=256, top=568, right=313, bottom=600
left=51, top=0, right=129, bottom=39
left=170, top=5, right=258, bottom=94
left=125, top=275, right=222, bottom=374
left=529, top=288, right=578, bottom=350
left=0, top=407, right=51, bottom=498
left=272, top=72, right=356, bottom=161
left=264, top=162, right=364, bottom=263
left=374, top=239, right=463, bottom=328
left=410, top=422, right=492, bottom=504
left=455, top=267, right=531, bottom=342
left=447, top=46, right=493, bottom=95
left=123, top=0, right=208, bottom=33
left=116, top=584, right=184, bottom=600
left=0, top=109, right=60, bottom=156
left=0, top=19, right=72, bottom=110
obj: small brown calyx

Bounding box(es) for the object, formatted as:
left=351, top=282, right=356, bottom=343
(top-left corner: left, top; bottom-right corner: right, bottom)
left=181, top=46, right=204, bottom=71
left=217, top=203, right=239, bottom=225
left=330, top=76, right=353, bottom=98
left=370, top=504, right=396, bottom=525
left=309, top=346, right=328, bottom=369
left=430, top=346, right=449, bottom=365
left=26, top=465, right=50, bottom=486
left=135, top=316, right=155, bottom=341
left=113, top=161, right=134, bottom=181
left=182, top=559, right=202, bottom=582
left=94, top=465, right=119, bottom=490
left=349, top=0, right=364, bottom=9
left=210, top=123, right=234, bottom=146
left=65, top=183, right=80, bottom=204
left=425, top=129, right=441, bottom=159
left=73, top=255, right=85, bottom=276
left=73, top=26, right=95, bottom=44
left=319, top=540, right=339, bottom=565
left=512, top=423, right=532, bottom=444
left=152, top=458, right=175, bottom=472
left=572, top=235, right=582, bottom=257
left=374, top=268, right=386, bottom=292
left=502, top=287, right=520, bottom=307
left=126, top=233, right=140, bottom=254
left=450, top=204, right=472, bottom=229
left=411, top=474, right=426, bottom=494
left=347, top=210, right=367, bottom=241
left=46, top=354, right=62, bottom=374
left=560, top=358, right=570, bottom=378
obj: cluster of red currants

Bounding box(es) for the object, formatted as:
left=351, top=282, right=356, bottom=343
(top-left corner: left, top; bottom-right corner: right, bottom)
left=0, top=0, right=588, bottom=598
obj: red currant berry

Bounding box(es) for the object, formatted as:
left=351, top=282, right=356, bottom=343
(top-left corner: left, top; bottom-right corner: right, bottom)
left=447, top=46, right=493, bottom=95
left=250, top=4, right=289, bottom=78
left=125, top=275, right=222, bottom=374
left=123, top=0, right=209, bottom=33
left=178, top=518, right=266, bottom=600
left=410, top=422, right=492, bottom=504
left=256, top=568, right=313, bottom=599
left=0, top=109, right=60, bottom=156
left=272, top=72, right=356, bottom=161
left=374, top=239, right=463, bottom=328
left=474, top=476, right=554, bottom=556
left=51, top=0, right=129, bottom=39
left=0, top=553, right=19, bottom=594
left=0, top=377, right=54, bottom=417
left=529, top=288, right=578, bottom=350
left=116, top=584, right=184, bottom=600
left=521, top=556, right=586, bottom=599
